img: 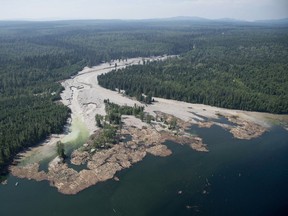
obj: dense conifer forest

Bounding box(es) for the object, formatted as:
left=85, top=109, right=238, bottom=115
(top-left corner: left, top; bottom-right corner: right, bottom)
left=98, top=27, right=288, bottom=113
left=0, top=20, right=201, bottom=173
left=0, top=20, right=287, bottom=174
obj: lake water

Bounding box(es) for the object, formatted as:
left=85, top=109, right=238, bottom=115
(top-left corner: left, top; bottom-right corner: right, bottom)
left=1, top=125, right=288, bottom=216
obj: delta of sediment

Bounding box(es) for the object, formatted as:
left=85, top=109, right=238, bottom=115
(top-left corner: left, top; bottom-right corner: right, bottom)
left=10, top=56, right=282, bottom=194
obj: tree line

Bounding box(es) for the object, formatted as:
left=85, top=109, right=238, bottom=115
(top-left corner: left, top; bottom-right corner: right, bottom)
left=98, top=28, right=288, bottom=114
left=0, top=20, right=208, bottom=174
left=1, top=20, right=287, bottom=174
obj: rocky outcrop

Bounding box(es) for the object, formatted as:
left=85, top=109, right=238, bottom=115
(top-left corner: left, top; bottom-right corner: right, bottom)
left=228, top=117, right=266, bottom=139
left=192, top=114, right=267, bottom=140
left=11, top=110, right=267, bottom=195
left=71, top=150, right=90, bottom=165
left=190, top=137, right=209, bottom=152
left=13, top=112, right=258, bottom=195
left=11, top=121, right=183, bottom=195
left=146, top=145, right=172, bottom=157
left=197, top=121, right=214, bottom=128
left=10, top=163, right=47, bottom=181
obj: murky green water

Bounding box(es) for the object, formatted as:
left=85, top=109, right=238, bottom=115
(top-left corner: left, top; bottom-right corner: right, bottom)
left=19, top=116, right=89, bottom=170
left=62, top=117, right=90, bottom=154
left=1, top=125, right=287, bottom=216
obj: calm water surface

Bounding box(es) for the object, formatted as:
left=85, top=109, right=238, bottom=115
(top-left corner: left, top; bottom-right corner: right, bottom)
left=1, top=125, right=287, bottom=216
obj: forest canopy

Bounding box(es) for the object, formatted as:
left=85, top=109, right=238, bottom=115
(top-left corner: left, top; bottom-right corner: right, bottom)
left=0, top=20, right=205, bottom=173
left=98, top=27, right=288, bottom=114
left=0, top=20, right=287, bottom=174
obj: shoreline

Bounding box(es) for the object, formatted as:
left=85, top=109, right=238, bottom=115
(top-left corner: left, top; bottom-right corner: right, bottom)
left=9, top=56, right=288, bottom=194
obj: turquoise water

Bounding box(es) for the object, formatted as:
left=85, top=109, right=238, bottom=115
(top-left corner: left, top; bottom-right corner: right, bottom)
left=1, top=125, right=287, bottom=216
left=18, top=117, right=89, bottom=170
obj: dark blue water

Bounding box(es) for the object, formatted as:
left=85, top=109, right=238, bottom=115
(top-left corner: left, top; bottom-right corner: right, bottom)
left=1, top=125, right=287, bottom=216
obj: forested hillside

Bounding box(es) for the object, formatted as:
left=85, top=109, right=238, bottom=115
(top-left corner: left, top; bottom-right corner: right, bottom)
left=98, top=27, right=288, bottom=113
left=0, top=20, right=205, bottom=174
left=0, top=20, right=287, bottom=174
